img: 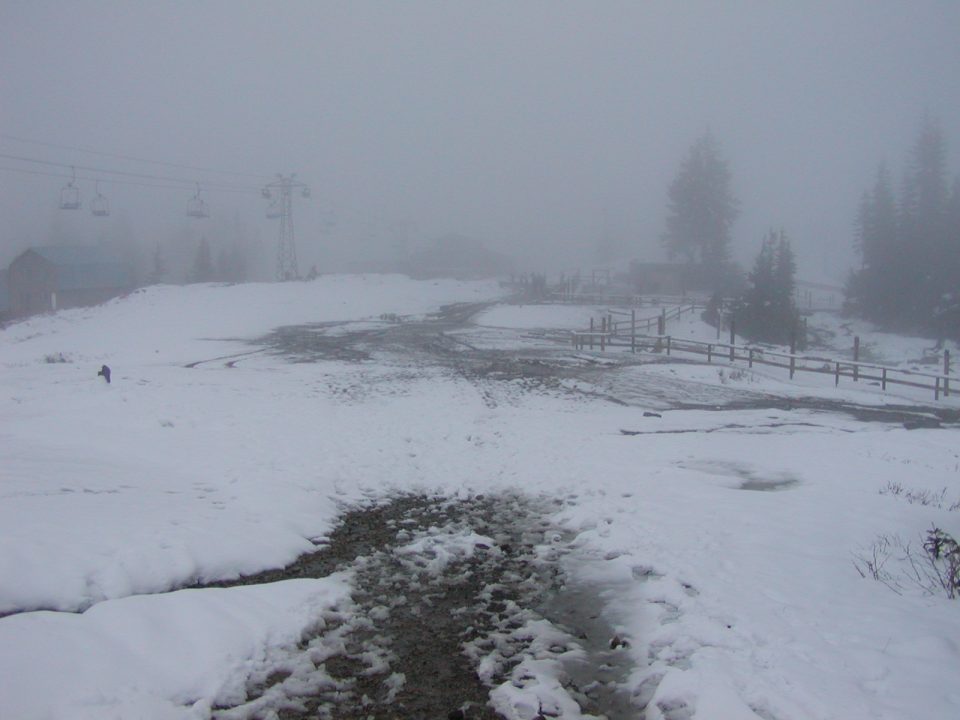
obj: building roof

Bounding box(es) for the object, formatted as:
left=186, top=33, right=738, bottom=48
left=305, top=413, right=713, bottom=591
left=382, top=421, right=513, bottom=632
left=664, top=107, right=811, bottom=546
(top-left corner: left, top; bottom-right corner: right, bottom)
left=30, top=245, right=119, bottom=267
left=14, top=246, right=132, bottom=291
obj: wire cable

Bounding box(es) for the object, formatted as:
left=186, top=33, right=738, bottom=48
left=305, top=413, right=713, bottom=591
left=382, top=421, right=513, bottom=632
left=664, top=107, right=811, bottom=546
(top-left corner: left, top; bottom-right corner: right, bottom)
left=0, top=164, right=261, bottom=195
left=0, top=152, right=262, bottom=192
left=0, top=132, right=272, bottom=182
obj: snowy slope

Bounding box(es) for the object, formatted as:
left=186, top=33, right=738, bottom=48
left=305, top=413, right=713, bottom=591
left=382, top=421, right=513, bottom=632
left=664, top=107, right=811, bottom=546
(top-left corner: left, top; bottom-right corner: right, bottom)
left=2, top=279, right=959, bottom=719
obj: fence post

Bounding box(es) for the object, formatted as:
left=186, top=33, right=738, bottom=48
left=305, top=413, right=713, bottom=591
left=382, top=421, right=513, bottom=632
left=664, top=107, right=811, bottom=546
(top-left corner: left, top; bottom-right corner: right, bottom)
left=882, top=367, right=887, bottom=390
left=748, top=348, right=754, bottom=368
left=707, top=344, right=712, bottom=363
left=659, top=308, right=666, bottom=335
left=945, top=350, right=951, bottom=397
left=666, top=336, right=671, bottom=356
left=589, top=318, right=594, bottom=350
left=729, top=320, right=736, bottom=362
left=853, top=336, right=860, bottom=382
left=935, top=376, right=940, bottom=401
left=631, top=310, right=636, bottom=354
left=790, top=331, right=797, bottom=379
left=835, top=362, right=840, bottom=387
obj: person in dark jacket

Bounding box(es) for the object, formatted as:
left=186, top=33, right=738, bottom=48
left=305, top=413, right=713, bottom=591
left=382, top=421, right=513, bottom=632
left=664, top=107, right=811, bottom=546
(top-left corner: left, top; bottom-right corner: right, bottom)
left=97, top=365, right=111, bottom=383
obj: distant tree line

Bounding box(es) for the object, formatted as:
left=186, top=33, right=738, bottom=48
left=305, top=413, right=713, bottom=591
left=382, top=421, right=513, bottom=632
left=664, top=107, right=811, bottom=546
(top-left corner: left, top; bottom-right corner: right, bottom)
left=846, top=117, right=960, bottom=340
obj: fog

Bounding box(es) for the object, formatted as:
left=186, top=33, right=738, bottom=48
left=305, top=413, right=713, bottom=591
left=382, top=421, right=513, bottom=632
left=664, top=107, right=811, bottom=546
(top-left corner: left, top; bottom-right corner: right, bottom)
left=2, top=1, right=958, bottom=282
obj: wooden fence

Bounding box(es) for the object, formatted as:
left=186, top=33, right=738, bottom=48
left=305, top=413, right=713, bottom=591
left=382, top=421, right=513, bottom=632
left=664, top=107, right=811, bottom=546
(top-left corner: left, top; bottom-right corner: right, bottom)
left=571, top=310, right=956, bottom=401
left=545, top=291, right=710, bottom=308
left=571, top=303, right=701, bottom=351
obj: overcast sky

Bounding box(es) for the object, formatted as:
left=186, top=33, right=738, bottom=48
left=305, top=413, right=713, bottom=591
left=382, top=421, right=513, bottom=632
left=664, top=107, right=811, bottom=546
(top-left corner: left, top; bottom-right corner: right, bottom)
left=2, top=1, right=959, bottom=280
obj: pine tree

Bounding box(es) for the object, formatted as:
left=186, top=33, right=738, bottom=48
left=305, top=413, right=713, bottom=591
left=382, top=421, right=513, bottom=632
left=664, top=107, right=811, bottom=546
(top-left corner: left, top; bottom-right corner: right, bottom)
left=902, top=116, right=949, bottom=326
left=735, top=230, right=797, bottom=344
left=191, top=236, right=215, bottom=283
left=847, top=116, right=958, bottom=336
left=148, top=242, right=167, bottom=285
left=661, top=133, right=739, bottom=289
left=850, top=164, right=899, bottom=323
left=935, top=175, right=960, bottom=339
left=773, top=232, right=797, bottom=323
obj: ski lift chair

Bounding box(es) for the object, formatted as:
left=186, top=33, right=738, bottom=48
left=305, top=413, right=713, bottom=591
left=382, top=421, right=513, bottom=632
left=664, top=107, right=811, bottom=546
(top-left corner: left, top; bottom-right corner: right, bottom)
left=186, top=184, right=209, bottom=218
left=60, top=184, right=80, bottom=210
left=90, top=181, right=109, bottom=216
left=59, top=167, right=81, bottom=209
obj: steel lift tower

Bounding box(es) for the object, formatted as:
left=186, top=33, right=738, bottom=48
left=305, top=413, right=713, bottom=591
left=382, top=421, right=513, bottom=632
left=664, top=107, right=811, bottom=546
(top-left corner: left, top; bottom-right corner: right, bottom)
left=262, top=174, right=311, bottom=281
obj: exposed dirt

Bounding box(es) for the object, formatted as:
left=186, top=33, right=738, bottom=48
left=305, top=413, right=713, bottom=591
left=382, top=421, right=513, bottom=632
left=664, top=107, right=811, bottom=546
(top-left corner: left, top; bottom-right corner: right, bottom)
left=206, top=493, right=636, bottom=720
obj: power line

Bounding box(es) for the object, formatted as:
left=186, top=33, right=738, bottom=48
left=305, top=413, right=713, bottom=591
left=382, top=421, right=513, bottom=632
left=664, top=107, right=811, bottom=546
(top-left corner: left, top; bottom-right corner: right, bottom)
left=0, top=152, right=261, bottom=192
left=0, top=132, right=272, bottom=182
left=0, top=164, right=260, bottom=194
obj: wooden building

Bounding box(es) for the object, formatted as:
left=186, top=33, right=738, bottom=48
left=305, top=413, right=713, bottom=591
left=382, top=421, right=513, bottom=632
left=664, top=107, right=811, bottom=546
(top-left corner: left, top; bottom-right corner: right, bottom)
left=7, top=246, right=132, bottom=317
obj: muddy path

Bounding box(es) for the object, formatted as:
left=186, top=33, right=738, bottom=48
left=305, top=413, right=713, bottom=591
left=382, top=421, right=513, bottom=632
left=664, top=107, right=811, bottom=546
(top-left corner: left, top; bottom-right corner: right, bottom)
left=247, top=300, right=958, bottom=427
left=205, top=493, right=635, bottom=720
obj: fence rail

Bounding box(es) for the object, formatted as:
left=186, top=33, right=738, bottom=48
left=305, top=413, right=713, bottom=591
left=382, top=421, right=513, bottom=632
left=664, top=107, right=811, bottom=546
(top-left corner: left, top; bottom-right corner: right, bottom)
left=545, top=291, right=710, bottom=308
left=571, top=321, right=957, bottom=402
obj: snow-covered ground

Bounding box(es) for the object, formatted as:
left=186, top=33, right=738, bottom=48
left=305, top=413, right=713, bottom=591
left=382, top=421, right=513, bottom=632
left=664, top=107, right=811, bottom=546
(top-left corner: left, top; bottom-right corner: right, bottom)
left=2, top=278, right=959, bottom=719
left=484, top=300, right=959, bottom=408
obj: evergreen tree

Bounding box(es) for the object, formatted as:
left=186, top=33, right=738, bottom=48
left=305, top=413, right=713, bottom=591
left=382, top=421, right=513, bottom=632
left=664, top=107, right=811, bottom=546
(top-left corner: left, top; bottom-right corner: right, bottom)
left=849, top=164, right=899, bottom=323
left=935, top=175, right=960, bottom=338
left=847, top=116, right=958, bottom=337
left=148, top=242, right=167, bottom=285
left=773, top=232, right=797, bottom=322
left=216, top=242, right=248, bottom=283
left=191, top=236, right=215, bottom=283
left=661, top=133, right=739, bottom=288
left=735, top=230, right=798, bottom=344
left=901, top=116, right=949, bottom=326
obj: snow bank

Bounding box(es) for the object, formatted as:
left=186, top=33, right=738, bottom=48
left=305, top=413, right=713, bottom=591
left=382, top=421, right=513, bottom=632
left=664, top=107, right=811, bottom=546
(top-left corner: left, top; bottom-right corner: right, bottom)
left=0, top=576, right=351, bottom=720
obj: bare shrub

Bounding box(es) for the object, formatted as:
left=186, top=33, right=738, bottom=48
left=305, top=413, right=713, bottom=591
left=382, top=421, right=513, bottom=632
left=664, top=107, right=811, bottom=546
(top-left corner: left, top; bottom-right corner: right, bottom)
left=879, top=481, right=955, bottom=510
left=852, top=534, right=904, bottom=595
left=854, top=527, right=960, bottom=599
left=923, top=528, right=960, bottom=599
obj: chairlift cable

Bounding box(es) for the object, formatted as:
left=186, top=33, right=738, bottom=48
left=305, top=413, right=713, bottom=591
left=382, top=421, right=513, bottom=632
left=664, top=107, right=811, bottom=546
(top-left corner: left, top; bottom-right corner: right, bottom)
left=0, top=165, right=260, bottom=194
left=0, top=132, right=272, bottom=181
left=0, top=152, right=261, bottom=192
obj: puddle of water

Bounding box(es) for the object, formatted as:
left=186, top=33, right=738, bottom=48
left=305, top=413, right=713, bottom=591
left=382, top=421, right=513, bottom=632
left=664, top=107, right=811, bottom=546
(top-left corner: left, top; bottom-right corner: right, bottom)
left=739, top=478, right=800, bottom=491
left=679, top=460, right=801, bottom=493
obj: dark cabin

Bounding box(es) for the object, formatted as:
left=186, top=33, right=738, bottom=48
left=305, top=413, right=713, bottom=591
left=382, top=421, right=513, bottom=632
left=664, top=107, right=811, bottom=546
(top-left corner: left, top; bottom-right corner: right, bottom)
left=7, top=246, right=132, bottom=317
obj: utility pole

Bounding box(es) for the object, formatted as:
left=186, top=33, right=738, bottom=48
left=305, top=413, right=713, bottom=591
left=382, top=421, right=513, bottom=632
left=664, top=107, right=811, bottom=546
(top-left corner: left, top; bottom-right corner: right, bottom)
left=262, top=174, right=310, bottom=281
